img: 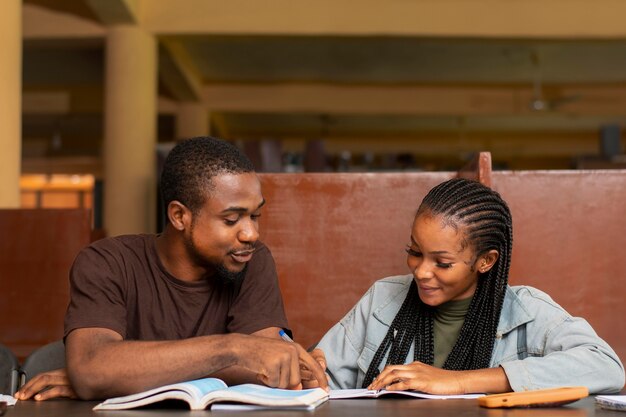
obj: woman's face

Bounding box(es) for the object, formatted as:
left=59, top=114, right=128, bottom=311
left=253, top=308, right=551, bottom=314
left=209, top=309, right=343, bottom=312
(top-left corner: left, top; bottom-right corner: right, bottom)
left=406, top=212, right=487, bottom=306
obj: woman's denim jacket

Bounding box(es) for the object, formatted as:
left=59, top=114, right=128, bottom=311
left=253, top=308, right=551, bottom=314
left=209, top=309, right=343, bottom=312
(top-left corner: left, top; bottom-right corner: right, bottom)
left=316, top=275, right=625, bottom=393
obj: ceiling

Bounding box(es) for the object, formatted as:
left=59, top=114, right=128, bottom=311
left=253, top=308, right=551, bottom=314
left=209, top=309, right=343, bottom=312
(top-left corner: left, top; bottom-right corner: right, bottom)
left=20, top=0, right=626, bottom=171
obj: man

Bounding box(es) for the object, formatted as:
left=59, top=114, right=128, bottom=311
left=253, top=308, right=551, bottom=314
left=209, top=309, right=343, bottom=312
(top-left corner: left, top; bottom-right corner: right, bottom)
left=15, top=137, right=327, bottom=400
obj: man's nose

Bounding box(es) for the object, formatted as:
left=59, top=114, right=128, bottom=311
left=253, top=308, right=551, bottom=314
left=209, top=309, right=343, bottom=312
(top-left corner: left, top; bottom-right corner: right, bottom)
left=238, top=219, right=259, bottom=243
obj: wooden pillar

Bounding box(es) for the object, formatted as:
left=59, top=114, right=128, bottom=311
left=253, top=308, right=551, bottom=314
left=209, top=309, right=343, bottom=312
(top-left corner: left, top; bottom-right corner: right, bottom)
left=103, top=25, right=157, bottom=235
left=0, top=0, right=22, bottom=207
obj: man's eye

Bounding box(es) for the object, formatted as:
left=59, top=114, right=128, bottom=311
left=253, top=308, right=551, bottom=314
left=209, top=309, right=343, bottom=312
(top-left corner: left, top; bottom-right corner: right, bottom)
left=251, top=213, right=262, bottom=221
left=224, top=218, right=238, bottom=225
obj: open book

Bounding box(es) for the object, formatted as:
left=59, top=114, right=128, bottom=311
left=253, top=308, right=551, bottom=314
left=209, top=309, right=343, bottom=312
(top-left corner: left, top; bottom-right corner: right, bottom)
left=330, top=388, right=483, bottom=400
left=93, top=378, right=329, bottom=411
left=595, top=395, right=626, bottom=412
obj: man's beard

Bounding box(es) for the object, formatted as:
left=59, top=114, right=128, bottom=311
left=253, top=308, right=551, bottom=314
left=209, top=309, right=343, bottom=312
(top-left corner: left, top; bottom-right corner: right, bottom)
left=184, top=231, right=248, bottom=286
left=214, top=262, right=248, bottom=286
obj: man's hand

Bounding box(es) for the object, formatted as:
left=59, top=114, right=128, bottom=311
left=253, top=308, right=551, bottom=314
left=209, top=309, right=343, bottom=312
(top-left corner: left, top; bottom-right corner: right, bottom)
left=14, top=368, right=78, bottom=401
left=232, top=334, right=328, bottom=391
left=301, top=348, right=329, bottom=389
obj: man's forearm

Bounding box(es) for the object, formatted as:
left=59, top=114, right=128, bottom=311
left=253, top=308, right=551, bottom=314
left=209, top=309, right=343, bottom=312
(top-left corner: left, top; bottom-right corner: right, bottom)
left=67, top=329, right=245, bottom=399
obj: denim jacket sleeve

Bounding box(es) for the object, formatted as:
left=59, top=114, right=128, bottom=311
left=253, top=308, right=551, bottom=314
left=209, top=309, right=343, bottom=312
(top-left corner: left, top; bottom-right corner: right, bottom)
left=493, top=286, right=625, bottom=394
left=315, top=275, right=412, bottom=389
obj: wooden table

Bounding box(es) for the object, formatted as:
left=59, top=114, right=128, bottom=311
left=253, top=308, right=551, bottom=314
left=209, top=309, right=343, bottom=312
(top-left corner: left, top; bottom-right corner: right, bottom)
left=5, top=396, right=622, bottom=417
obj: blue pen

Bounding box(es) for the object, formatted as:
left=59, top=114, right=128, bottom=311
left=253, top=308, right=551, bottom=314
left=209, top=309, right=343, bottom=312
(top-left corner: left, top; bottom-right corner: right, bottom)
left=279, top=329, right=294, bottom=343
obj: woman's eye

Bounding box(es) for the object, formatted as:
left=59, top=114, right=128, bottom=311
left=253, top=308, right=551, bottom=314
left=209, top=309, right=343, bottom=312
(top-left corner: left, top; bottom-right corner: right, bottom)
left=436, top=262, right=453, bottom=269
left=405, top=247, right=422, bottom=257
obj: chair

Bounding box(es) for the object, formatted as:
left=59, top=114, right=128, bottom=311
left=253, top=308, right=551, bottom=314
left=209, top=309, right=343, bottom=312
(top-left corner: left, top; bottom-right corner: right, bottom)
left=18, top=340, right=65, bottom=388
left=0, top=343, right=20, bottom=395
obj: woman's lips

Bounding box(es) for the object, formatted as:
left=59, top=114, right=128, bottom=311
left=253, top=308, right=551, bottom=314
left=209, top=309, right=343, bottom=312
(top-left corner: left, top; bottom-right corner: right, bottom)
left=418, top=285, right=439, bottom=293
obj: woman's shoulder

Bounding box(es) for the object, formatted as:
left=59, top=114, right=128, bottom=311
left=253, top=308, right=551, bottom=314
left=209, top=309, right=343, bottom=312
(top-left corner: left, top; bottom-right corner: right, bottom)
left=506, top=285, right=570, bottom=316
left=371, top=274, right=413, bottom=296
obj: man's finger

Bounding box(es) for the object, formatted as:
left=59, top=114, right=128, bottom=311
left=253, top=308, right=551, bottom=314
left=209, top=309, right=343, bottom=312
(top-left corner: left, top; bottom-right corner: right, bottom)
left=288, top=346, right=302, bottom=389
left=33, top=386, right=77, bottom=401
left=296, top=346, right=329, bottom=390
left=310, top=349, right=327, bottom=371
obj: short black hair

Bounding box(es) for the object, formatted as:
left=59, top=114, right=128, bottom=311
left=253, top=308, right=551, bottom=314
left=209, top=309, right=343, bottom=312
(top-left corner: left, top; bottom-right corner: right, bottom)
left=160, top=136, right=255, bottom=218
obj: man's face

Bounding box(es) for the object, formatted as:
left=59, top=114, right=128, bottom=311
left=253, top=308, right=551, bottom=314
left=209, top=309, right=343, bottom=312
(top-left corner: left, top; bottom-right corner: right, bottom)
left=184, top=172, right=264, bottom=284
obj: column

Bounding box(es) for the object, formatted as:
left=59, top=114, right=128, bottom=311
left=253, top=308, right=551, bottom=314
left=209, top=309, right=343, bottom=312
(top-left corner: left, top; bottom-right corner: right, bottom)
left=176, top=102, right=209, bottom=140
left=104, top=25, right=157, bottom=235
left=0, top=0, right=21, bottom=207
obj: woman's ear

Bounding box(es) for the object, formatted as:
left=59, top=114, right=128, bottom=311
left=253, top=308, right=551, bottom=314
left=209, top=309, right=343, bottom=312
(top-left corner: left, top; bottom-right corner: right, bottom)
left=478, top=250, right=499, bottom=274
left=167, top=201, right=191, bottom=231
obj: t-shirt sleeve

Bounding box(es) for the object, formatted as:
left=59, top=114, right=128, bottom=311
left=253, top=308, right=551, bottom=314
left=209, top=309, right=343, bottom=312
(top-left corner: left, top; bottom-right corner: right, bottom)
left=64, top=242, right=129, bottom=338
left=226, top=242, right=289, bottom=335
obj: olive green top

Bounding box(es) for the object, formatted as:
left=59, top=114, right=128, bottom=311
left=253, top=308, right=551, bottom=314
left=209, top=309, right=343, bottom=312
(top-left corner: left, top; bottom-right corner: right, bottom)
left=433, top=296, right=472, bottom=368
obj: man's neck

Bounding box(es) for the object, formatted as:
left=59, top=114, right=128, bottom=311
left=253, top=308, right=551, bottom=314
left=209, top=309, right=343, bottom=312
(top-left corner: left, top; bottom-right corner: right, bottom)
left=155, top=227, right=213, bottom=282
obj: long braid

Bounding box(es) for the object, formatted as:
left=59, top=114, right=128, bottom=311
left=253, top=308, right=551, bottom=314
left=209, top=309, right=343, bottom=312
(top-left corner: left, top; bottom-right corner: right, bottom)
left=362, top=178, right=512, bottom=386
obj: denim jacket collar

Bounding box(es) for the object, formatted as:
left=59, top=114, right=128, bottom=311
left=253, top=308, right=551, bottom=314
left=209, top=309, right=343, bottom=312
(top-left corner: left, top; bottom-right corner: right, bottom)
left=371, top=283, right=533, bottom=336
left=497, top=286, right=534, bottom=335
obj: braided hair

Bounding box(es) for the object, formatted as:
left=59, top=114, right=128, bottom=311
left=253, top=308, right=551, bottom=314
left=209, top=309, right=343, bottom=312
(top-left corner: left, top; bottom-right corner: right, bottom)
left=362, top=178, right=513, bottom=387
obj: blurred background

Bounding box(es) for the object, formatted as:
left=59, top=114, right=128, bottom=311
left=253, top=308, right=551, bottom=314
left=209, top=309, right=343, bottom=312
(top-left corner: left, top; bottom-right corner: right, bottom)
left=3, top=0, right=626, bottom=235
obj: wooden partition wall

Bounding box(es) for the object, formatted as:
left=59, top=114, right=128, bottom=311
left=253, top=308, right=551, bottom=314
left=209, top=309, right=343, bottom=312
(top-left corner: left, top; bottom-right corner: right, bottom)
left=260, top=156, right=626, bottom=366
left=0, top=209, right=91, bottom=360
left=494, top=170, right=626, bottom=366
left=259, top=153, right=491, bottom=349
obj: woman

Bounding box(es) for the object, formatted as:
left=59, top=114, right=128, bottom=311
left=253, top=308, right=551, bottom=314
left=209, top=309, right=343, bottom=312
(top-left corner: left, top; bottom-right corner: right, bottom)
left=311, top=178, right=624, bottom=394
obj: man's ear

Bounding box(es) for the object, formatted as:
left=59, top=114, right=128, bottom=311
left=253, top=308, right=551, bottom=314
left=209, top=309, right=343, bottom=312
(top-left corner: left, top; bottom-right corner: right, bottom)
left=167, top=201, right=191, bottom=231
left=478, top=250, right=499, bottom=274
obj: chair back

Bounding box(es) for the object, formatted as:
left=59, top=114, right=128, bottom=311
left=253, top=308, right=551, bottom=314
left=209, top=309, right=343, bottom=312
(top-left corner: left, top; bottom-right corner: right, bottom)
left=19, top=340, right=66, bottom=387
left=0, top=343, right=19, bottom=395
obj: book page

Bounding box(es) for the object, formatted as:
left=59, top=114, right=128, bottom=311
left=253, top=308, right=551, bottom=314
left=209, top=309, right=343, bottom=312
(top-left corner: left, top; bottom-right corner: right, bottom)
left=93, top=377, right=227, bottom=410
left=330, top=389, right=483, bottom=400
left=212, top=396, right=329, bottom=411
left=0, top=395, right=17, bottom=406
left=203, top=384, right=328, bottom=408
left=380, top=390, right=484, bottom=399
left=595, top=395, right=626, bottom=411
left=330, top=389, right=377, bottom=399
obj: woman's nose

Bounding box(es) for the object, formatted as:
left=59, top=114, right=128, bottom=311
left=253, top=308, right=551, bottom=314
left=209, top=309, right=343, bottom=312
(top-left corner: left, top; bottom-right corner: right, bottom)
left=413, top=260, right=435, bottom=280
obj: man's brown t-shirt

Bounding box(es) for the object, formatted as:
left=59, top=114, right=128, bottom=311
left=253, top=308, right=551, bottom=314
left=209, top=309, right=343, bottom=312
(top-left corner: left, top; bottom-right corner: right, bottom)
left=64, top=235, right=288, bottom=340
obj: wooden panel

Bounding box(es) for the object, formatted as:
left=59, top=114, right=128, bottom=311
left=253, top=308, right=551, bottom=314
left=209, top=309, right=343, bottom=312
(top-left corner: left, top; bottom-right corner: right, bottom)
left=0, top=209, right=91, bottom=359
left=458, top=151, right=492, bottom=188
left=260, top=163, right=626, bottom=364
left=259, top=172, right=454, bottom=348
left=259, top=153, right=491, bottom=348
left=493, top=170, right=626, bottom=365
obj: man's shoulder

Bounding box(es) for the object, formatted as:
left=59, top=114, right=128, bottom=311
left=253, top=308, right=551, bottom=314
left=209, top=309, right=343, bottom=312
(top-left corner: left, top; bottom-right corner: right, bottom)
left=75, top=234, right=156, bottom=272
left=87, top=234, right=154, bottom=253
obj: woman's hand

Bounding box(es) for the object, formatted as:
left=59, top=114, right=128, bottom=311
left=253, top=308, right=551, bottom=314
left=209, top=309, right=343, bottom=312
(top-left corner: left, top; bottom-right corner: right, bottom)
left=367, top=361, right=465, bottom=394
